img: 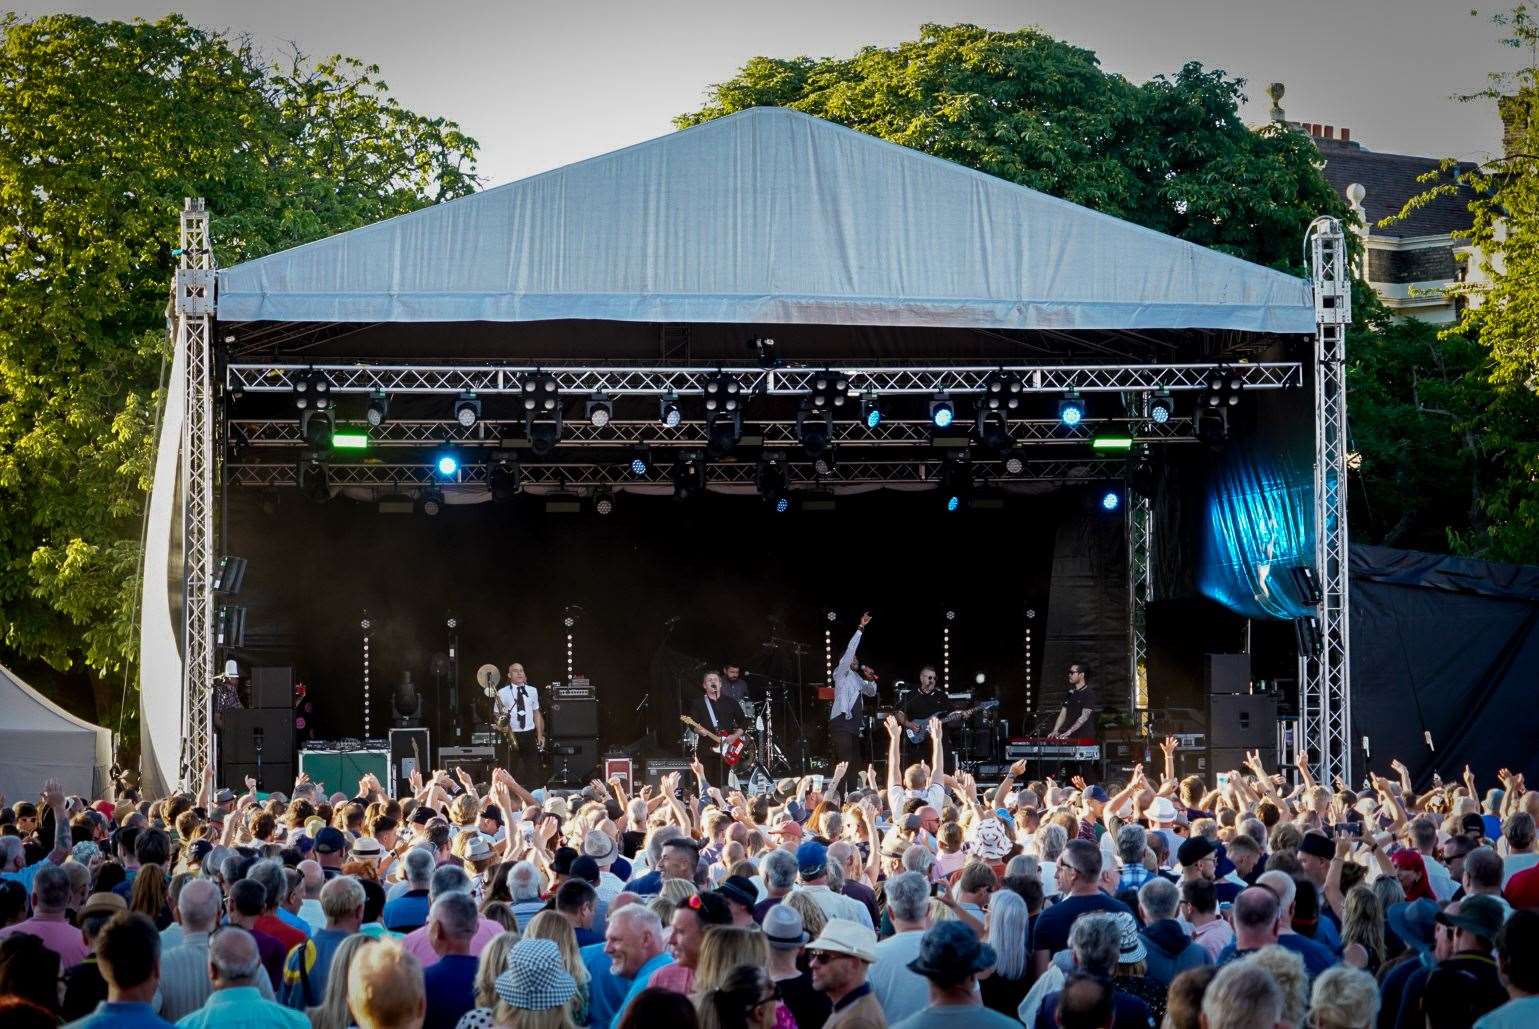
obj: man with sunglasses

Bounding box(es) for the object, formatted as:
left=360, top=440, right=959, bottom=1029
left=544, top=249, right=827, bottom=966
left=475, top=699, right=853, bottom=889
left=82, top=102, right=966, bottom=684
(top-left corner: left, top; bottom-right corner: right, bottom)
left=807, top=920, right=884, bottom=1028
left=1047, top=663, right=1098, bottom=741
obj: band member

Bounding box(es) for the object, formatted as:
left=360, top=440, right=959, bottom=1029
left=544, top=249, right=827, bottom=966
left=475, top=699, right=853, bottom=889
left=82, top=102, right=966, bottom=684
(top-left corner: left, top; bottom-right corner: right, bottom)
left=828, top=611, right=877, bottom=767
left=1048, top=663, right=1098, bottom=740
left=720, top=663, right=750, bottom=706
left=897, top=665, right=951, bottom=766
left=687, top=671, right=747, bottom=780
left=495, top=663, right=545, bottom=783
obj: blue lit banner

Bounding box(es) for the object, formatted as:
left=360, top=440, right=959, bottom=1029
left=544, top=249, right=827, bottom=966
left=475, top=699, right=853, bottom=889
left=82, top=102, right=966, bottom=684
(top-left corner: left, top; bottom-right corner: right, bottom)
left=1198, top=444, right=1315, bottom=620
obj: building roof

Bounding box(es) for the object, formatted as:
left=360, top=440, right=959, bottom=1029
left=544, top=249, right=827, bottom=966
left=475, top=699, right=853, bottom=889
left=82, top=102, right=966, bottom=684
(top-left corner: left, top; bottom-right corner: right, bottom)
left=1316, top=138, right=1478, bottom=240
left=217, top=106, right=1313, bottom=334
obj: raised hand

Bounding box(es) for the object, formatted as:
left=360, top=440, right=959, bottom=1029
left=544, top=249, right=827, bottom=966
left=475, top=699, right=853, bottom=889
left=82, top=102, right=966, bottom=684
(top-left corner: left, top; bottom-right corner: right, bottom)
left=1160, top=736, right=1179, bottom=757
left=885, top=715, right=901, bottom=738
left=928, top=714, right=943, bottom=736
left=1071, top=774, right=1088, bottom=792
left=455, top=766, right=476, bottom=791
left=244, top=775, right=257, bottom=792
left=1130, top=763, right=1146, bottom=786
left=690, top=759, right=706, bottom=780
left=833, top=761, right=849, bottom=781
left=859, top=611, right=872, bottom=629
left=41, top=779, right=64, bottom=809
left=409, top=768, right=424, bottom=792
left=1009, top=759, right=1027, bottom=778
left=1390, top=759, right=1408, bottom=776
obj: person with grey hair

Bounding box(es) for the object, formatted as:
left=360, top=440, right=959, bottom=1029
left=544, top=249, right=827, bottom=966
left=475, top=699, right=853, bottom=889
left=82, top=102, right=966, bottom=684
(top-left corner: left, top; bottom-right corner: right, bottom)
left=1201, top=960, right=1284, bottom=1029
left=591, top=902, right=671, bottom=1029
left=0, top=861, right=85, bottom=969
left=1020, top=911, right=1143, bottom=1028
left=1462, top=845, right=1514, bottom=915
left=753, top=847, right=799, bottom=920
left=1138, top=876, right=1210, bottom=986
left=1031, top=838, right=1132, bottom=977
left=1307, top=964, right=1380, bottom=1029
left=423, top=892, right=480, bottom=1029
left=508, top=860, right=547, bottom=930
left=175, top=926, right=307, bottom=1027
left=281, top=874, right=365, bottom=1009
left=1035, top=822, right=1068, bottom=899
left=401, top=861, right=502, bottom=969
left=161, top=877, right=280, bottom=1018
left=383, top=846, right=435, bottom=932
left=296, top=859, right=326, bottom=932
left=869, top=871, right=931, bottom=1022
left=1116, top=822, right=1154, bottom=891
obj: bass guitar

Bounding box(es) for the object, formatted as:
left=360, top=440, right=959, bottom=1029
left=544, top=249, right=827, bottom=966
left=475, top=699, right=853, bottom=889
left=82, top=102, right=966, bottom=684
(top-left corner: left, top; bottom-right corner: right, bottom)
left=899, top=699, right=999, bottom=745
left=680, top=715, right=751, bottom=767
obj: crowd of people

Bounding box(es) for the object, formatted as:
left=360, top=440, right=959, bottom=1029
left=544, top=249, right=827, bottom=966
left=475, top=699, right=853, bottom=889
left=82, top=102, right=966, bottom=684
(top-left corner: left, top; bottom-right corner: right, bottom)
left=0, top=717, right=1536, bottom=1029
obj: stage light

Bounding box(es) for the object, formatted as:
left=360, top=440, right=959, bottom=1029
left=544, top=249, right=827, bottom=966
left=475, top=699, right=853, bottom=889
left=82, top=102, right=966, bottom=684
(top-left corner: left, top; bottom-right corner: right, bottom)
left=365, top=390, right=391, bottom=427
left=757, top=452, right=791, bottom=511
left=1059, top=391, right=1085, bottom=427
left=435, top=448, right=461, bottom=478
left=332, top=429, right=369, bottom=450
left=526, top=414, right=563, bottom=456
left=860, top=391, right=882, bottom=429
left=796, top=402, right=834, bottom=456
left=659, top=391, right=682, bottom=428
left=983, top=371, right=1023, bottom=411
left=1092, top=434, right=1134, bottom=450
left=628, top=446, right=652, bottom=477
left=670, top=450, right=706, bottom=499
left=417, top=485, right=444, bottom=517
left=490, top=459, right=520, bottom=503
left=291, top=370, right=331, bottom=413
left=1196, top=406, right=1229, bottom=444
left=595, top=492, right=614, bottom=516
left=813, top=449, right=838, bottom=477
left=939, top=456, right=972, bottom=512
left=1004, top=454, right=1025, bottom=475
left=930, top=392, right=956, bottom=429
left=750, top=337, right=779, bottom=369
left=301, top=408, right=334, bottom=449
left=1148, top=389, right=1174, bottom=424
left=1101, top=489, right=1122, bottom=511
left=585, top=392, right=614, bottom=427
left=706, top=409, right=743, bottom=457
left=454, top=391, right=481, bottom=428
left=297, top=454, right=330, bottom=503
left=811, top=370, right=850, bottom=410
left=705, top=372, right=743, bottom=413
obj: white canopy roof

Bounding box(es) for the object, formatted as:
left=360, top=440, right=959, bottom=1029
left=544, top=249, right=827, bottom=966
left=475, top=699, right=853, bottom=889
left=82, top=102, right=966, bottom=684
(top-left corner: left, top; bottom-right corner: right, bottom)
left=217, top=106, right=1314, bottom=334
left=0, top=663, right=112, bottom=802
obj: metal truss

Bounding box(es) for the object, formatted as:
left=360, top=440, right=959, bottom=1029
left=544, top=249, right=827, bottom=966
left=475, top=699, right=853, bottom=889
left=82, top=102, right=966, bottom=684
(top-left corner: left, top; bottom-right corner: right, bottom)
left=227, top=361, right=1303, bottom=396
left=1128, top=491, right=1152, bottom=714
left=175, top=199, right=216, bottom=791
left=230, top=416, right=1200, bottom=449
left=1302, top=218, right=1353, bottom=787
left=227, top=457, right=1127, bottom=490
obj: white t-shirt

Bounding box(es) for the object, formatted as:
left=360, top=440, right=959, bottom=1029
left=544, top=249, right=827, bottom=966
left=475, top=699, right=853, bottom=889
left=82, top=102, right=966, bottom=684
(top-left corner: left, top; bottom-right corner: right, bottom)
left=869, top=930, right=929, bottom=1024
left=496, top=682, right=540, bottom=732
left=1502, top=851, right=1539, bottom=886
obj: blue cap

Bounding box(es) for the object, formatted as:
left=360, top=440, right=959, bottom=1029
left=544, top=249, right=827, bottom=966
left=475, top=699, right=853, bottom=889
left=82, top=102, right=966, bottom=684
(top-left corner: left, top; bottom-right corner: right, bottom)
left=313, top=826, right=347, bottom=855
left=1086, top=785, right=1110, bottom=803
left=796, top=840, right=829, bottom=877
left=993, top=807, right=1015, bottom=830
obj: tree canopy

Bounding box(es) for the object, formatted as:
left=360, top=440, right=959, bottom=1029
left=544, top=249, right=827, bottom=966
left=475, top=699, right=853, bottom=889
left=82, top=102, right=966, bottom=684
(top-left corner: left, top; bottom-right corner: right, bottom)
left=0, top=13, right=478, bottom=699
left=677, top=22, right=1346, bottom=271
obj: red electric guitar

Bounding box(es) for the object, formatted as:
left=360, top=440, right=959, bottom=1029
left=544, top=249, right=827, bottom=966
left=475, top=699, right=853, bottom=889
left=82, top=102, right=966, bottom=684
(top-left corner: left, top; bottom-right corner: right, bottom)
left=680, top=716, right=752, bottom=767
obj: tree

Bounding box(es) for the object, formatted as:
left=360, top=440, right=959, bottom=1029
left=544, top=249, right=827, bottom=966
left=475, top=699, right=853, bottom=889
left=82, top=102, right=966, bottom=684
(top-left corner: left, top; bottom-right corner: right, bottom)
left=676, top=23, right=1347, bottom=271
left=0, top=14, right=477, bottom=717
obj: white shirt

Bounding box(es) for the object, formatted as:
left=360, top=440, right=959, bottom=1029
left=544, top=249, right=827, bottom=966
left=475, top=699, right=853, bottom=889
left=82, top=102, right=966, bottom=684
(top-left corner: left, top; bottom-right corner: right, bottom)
left=829, top=629, right=876, bottom=721
left=887, top=783, right=946, bottom=820
left=496, top=682, right=540, bottom=733
left=1502, top=851, right=1539, bottom=886
left=869, top=930, right=929, bottom=1024
left=793, top=883, right=873, bottom=930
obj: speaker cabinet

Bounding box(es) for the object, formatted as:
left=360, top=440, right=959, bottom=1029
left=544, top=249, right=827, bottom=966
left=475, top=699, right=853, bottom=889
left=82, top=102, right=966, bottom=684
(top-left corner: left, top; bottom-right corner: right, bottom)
left=221, top=708, right=295, bottom=763
left=1204, top=654, right=1252, bottom=696
left=389, top=728, right=431, bottom=799
left=1208, top=693, right=1278, bottom=749
left=548, top=698, right=598, bottom=737
left=547, top=738, right=600, bottom=786
left=218, top=761, right=290, bottom=794
left=250, top=666, right=294, bottom=709
left=1210, top=747, right=1276, bottom=779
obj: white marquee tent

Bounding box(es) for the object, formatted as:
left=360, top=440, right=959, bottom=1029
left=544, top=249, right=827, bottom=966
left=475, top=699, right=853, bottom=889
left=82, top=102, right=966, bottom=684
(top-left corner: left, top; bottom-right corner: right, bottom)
left=0, top=663, right=112, bottom=802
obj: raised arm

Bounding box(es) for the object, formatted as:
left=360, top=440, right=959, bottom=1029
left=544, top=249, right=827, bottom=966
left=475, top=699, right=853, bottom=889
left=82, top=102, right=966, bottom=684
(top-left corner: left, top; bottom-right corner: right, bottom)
left=1160, top=736, right=1178, bottom=786
left=992, top=761, right=1026, bottom=811
left=41, top=780, right=69, bottom=864
left=885, top=716, right=903, bottom=792
left=929, top=714, right=945, bottom=783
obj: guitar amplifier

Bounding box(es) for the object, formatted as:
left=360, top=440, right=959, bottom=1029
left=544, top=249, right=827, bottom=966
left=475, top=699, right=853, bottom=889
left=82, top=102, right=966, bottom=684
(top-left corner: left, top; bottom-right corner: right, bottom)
left=438, top=745, right=497, bottom=787
left=644, top=758, right=692, bottom=787
left=549, top=695, right=598, bottom=737
left=553, top=677, right=595, bottom=701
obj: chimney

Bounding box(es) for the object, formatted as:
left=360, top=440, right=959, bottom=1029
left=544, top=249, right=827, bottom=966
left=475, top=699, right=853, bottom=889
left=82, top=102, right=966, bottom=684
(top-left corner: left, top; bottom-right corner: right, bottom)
left=1324, top=125, right=1335, bottom=139
left=1341, top=127, right=1350, bottom=143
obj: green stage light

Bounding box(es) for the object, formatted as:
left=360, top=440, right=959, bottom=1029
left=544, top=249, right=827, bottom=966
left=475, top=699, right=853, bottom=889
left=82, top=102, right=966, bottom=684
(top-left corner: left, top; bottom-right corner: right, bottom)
left=332, top=430, right=369, bottom=450
left=1091, top=434, right=1134, bottom=451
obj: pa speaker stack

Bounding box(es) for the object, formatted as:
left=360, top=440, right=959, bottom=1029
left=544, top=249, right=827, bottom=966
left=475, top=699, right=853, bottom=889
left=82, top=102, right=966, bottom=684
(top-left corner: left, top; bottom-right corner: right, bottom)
left=1204, top=654, right=1277, bottom=778
left=221, top=666, right=296, bottom=792
left=547, top=678, right=599, bottom=786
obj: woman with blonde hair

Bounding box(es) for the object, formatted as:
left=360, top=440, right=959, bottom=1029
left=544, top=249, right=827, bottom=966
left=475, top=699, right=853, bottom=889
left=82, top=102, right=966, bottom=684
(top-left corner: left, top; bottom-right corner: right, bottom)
left=454, top=930, right=519, bottom=1029
left=523, top=910, right=590, bottom=1026
left=1339, top=885, right=1386, bottom=974
left=659, top=877, right=700, bottom=906
left=783, top=891, right=826, bottom=941
left=307, top=932, right=378, bottom=1029
left=692, top=926, right=769, bottom=996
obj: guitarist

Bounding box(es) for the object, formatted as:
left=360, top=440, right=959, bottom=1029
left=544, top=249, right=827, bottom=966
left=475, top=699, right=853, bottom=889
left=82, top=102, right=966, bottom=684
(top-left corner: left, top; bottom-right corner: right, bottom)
left=897, top=666, right=951, bottom=767
left=686, top=671, right=747, bottom=781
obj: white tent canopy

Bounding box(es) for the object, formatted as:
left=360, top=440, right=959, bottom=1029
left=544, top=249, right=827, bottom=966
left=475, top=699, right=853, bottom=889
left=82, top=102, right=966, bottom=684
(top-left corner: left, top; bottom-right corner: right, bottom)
left=217, top=107, right=1314, bottom=334
left=0, top=664, right=112, bottom=802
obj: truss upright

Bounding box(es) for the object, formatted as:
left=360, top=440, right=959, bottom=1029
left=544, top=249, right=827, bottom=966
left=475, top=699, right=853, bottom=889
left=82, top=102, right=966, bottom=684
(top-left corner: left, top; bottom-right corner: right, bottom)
left=175, top=199, right=217, bottom=790
left=1129, top=491, right=1152, bottom=715
left=1302, top=218, right=1353, bottom=786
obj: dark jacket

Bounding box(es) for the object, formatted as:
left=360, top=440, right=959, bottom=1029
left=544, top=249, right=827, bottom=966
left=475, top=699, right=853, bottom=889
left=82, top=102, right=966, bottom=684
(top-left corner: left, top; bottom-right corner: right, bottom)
left=1140, top=918, right=1211, bottom=986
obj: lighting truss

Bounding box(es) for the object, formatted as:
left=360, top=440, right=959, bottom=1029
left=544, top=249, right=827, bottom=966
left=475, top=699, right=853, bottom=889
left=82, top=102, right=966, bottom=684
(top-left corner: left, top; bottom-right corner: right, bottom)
left=229, top=416, right=1201, bottom=449
left=226, top=457, right=1127, bottom=490
left=226, top=361, right=1303, bottom=397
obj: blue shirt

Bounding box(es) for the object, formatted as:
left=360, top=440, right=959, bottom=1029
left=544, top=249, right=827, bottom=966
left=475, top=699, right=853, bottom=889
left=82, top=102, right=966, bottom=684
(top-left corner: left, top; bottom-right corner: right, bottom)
left=1475, top=996, right=1539, bottom=1029
left=625, top=870, right=663, bottom=896
left=383, top=889, right=431, bottom=931
left=581, top=942, right=672, bottom=1029
left=174, top=985, right=309, bottom=1029
left=280, top=927, right=354, bottom=1008
left=274, top=907, right=312, bottom=939
left=65, top=1000, right=175, bottom=1028
left=1217, top=934, right=1335, bottom=979
left=1, top=856, right=52, bottom=894
left=422, top=953, right=479, bottom=1029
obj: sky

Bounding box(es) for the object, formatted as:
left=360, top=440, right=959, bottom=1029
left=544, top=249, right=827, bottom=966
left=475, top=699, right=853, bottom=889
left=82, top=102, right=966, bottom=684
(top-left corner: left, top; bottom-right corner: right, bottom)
left=38, top=0, right=1521, bottom=190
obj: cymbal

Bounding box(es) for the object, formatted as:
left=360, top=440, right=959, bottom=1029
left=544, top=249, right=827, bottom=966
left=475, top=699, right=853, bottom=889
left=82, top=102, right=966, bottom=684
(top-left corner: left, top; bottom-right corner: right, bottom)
left=476, top=664, right=501, bottom=690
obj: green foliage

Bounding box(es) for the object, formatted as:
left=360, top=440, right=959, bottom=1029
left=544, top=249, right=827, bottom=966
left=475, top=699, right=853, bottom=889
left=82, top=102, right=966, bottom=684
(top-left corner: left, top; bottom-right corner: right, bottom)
left=677, top=23, right=1348, bottom=270
left=0, top=14, right=477, bottom=695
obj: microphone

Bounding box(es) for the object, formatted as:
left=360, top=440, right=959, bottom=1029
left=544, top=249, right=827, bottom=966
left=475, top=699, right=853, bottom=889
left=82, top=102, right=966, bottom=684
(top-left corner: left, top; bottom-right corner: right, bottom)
left=1424, top=730, right=1435, bottom=752
left=1361, top=735, right=1371, bottom=760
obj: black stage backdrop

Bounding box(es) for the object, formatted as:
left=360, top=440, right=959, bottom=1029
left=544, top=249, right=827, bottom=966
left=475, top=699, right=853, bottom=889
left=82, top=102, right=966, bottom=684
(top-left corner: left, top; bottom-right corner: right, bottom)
left=225, top=488, right=1084, bottom=756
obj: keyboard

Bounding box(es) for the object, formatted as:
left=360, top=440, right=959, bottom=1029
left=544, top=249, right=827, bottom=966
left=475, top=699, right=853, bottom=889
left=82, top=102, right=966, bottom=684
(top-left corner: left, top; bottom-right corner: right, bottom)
left=1005, top=737, right=1102, bottom=761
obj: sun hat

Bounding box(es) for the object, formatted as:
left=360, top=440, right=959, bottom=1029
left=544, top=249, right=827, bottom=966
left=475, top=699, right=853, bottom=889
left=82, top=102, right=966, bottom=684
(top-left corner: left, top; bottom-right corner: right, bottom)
left=582, top=829, right=617, bottom=865
left=1113, top=911, right=1147, bottom=964
left=1387, top=898, right=1439, bottom=954
left=880, top=833, right=911, bottom=859
left=761, top=904, right=809, bottom=950
left=1148, top=797, right=1179, bottom=822
left=969, top=818, right=1013, bottom=860
left=495, top=938, right=578, bottom=1010
left=79, top=892, right=127, bottom=920
left=906, top=921, right=995, bottom=979
left=806, top=919, right=878, bottom=963
left=351, top=836, right=385, bottom=860
left=462, top=835, right=493, bottom=863
left=304, top=816, right=327, bottom=837
left=1434, top=894, right=1506, bottom=942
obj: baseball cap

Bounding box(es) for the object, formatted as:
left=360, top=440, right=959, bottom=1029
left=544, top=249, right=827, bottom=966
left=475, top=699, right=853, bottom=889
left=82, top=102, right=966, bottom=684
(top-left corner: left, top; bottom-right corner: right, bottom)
left=313, top=826, right=346, bottom=855
left=1506, top=865, right=1539, bottom=911
left=907, top=921, right=993, bottom=979
left=186, top=839, right=214, bottom=866
left=796, top=840, right=829, bottom=878
left=409, top=807, right=435, bottom=826
left=1460, top=813, right=1487, bottom=836
left=1435, top=894, right=1506, bottom=942
left=771, top=819, right=803, bottom=840
left=1085, top=785, right=1110, bottom=803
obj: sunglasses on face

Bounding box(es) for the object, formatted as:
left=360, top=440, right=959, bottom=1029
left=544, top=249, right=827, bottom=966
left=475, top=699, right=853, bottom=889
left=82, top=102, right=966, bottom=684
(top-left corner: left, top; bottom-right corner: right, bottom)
left=808, top=950, right=847, bottom=964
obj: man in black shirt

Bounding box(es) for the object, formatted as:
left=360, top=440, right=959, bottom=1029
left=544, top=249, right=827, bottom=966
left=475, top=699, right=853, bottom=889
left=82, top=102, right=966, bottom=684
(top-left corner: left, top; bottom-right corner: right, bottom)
left=897, top=665, right=951, bottom=768
left=1049, top=663, right=1099, bottom=740
left=685, top=671, right=747, bottom=781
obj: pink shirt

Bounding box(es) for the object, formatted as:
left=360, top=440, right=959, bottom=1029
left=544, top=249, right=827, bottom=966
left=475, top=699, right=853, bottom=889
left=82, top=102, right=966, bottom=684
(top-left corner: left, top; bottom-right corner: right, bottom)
left=0, top=911, right=88, bottom=968
left=647, top=962, right=695, bottom=994
left=1191, top=917, right=1234, bottom=961
left=401, top=915, right=502, bottom=968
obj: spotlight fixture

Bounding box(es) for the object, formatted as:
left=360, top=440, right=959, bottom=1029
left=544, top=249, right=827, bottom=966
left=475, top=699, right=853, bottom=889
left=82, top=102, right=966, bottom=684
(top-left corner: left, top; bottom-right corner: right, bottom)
left=292, top=370, right=330, bottom=412
left=365, top=390, right=391, bottom=427
left=628, top=446, right=652, bottom=477
left=706, top=409, right=743, bottom=457
left=670, top=450, right=706, bottom=499
left=823, top=608, right=838, bottom=624
left=434, top=447, right=461, bottom=479
left=982, top=371, right=1023, bottom=411
left=453, top=391, right=482, bottom=428
left=939, top=456, right=972, bottom=512
left=1196, top=406, right=1229, bottom=445
left=1101, top=489, right=1122, bottom=512
left=813, top=448, right=838, bottom=478
left=417, top=485, right=444, bottom=517
left=522, top=372, right=560, bottom=412
left=976, top=408, right=1013, bottom=452
left=756, top=452, right=791, bottom=512
left=1202, top=367, right=1244, bottom=409
left=297, top=454, right=330, bottom=504
left=810, top=370, right=850, bottom=410
left=704, top=372, right=743, bottom=414
left=658, top=391, right=683, bottom=428
left=526, top=413, right=564, bottom=456
left=795, top=402, right=834, bottom=456
left=585, top=392, right=614, bottom=428
left=930, top=392, right=956, bottom=429
left=750, top=337, right=780, bottom=369
left=860, top=391, right=883, bottom=429
left=594, top=491, right=614, bottom=516
left=489, top=459, right=520, bottom=503
left=300, top=408, right=334, bottom=449
left=1058, top=391, right=1085, bottom=427
left=1147, top=389, right=1174, bottom=425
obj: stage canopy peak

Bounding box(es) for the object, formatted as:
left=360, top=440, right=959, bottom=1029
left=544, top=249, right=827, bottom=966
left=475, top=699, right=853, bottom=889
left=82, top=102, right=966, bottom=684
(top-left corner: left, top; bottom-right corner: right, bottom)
left=217, top=106, right=1314, bottom=335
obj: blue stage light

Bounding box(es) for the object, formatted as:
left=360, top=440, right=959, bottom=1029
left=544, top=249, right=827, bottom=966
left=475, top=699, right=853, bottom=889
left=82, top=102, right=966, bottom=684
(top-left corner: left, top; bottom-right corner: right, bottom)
left=1059, top=391, right=1085, bottom=427
left=946, top=495, right=961, bottom=512
left=436, top=452, right=459, bottom=478
left=630, top=457, right=648, bottom=476
left=861, top=391, right=882, bottom=429
left=1101, top=489, right=1121, bottom=511
left=775, top=496, right=790, bottom=514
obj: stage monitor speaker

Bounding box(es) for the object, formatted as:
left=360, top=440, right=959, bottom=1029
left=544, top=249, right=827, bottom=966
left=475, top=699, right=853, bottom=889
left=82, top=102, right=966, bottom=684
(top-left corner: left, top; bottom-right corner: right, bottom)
left=218, top=760, right=290, bottom=794
left=1204, top=654, right=1251, bottom=696
left=1210, top=746, right=1276, bottom=780
left=298, top=749, right=390, bottom=797
left=389, top=727, right=431, bottom=799
left=222, top=708, right=295, bottom=763
left=549, top=697, right=598, bottom=738
left=547, top=738, right=599, bottom=787
left=1208, top=693, right=1279, bottom=749
left=644, top=758, right=692, bottom=788
left=251, top=666, right=294, bottom=709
